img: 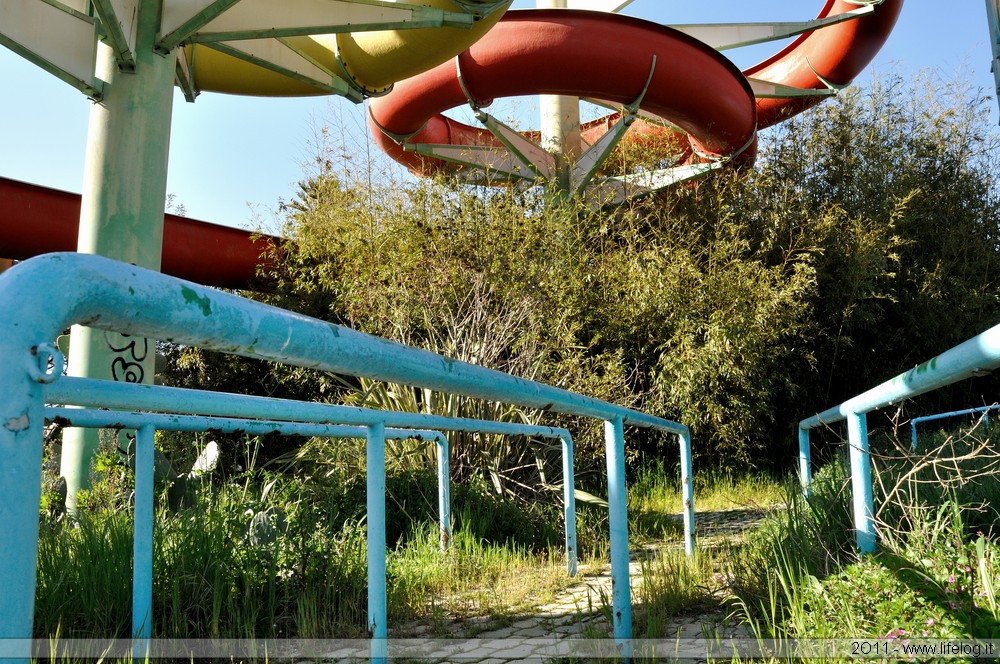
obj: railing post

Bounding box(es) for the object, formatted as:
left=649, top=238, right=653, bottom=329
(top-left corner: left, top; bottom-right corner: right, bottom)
left=678, top=429, right=695, bottom=557
left=604, top=416, right=632, bottom=656
left=436, top=434, right=451, bottom=551
left=132, top=425, right=155, bottom=658
left=847, top=412, right=876, bottom=554
left=560, top=434, right=578, bottom=576
left=798, top=427, right=813, bottom=497
left=366, top=422, right=388, bottom=664
left=0, top=345, right=45, bottom=663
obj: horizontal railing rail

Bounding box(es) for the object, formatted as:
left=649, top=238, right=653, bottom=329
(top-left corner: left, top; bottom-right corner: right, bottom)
left=44, top=400, right=584, bottom=573
left=0, top=253, right=696, bottom=660
left=797, top=320, right=1000, bottom=553
left=909, top=403, right=1000, bottom=450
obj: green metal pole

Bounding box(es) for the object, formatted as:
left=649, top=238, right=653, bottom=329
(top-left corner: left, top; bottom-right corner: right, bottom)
left=61, top=0, right=177, bottom=512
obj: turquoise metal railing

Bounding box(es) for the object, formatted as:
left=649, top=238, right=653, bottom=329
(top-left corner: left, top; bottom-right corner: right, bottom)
left=798, top=320, right=1000, bottom=553
left=46, top=407, right=452, bottom=659
left=45, top=380, right=586, bottom=570
left=0, top=253, right=696, bottom=662
left=909, top=404, right=999, bottom=451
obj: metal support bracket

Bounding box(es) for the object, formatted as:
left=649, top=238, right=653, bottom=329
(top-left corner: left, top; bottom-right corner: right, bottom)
left=157, top=0, right=475, bottom=52
left=0, top=0, right=103, bottom=99
left=569, top=55, right=656, bottom=194
left=174, top=47, right=198, bottom=102
left=473, top=110, right=555, bottom=180
left=594, top=161, right=724, bottom=207
left=404, top=143, right=542, bottom=181
left=202, top=39, right=360, bottom=101
left=280, top=36, right=364, bottom=103
left=447, top=0, right=511, bottom=18
left=334, top=38, right=393, bottom=98
left=367, top=107, right=424, bottom=143
left=668, top=5, right=875, bottom=51
left=90, top=0, right=139, bottom=70
left=805, top=58, right=852, bottom=92
left=988, top=0, right=1000, bottom=123
left=748, top=77, right=837, bottom=99
left=407, top=56, right=555, bottom=182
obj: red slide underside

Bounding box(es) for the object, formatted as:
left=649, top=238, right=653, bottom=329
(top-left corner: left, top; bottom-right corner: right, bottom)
left=0, top=177, right=278, bottom=289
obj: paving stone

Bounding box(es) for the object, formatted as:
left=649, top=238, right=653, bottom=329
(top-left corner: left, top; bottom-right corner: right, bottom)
left=384, top=506, right=774, bottom=659
left=553, top=622, right=585, bottom=635
left=512, top=626, right=548, bottom=638
left=511, top=618, right=537, bottom=630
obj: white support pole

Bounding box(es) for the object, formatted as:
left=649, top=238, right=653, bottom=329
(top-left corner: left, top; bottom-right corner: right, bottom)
left=436, top=434, right=452, bottom=550
left=538, top=0, right=582, bottom=191
left=62, top=0, right=177, bottom=512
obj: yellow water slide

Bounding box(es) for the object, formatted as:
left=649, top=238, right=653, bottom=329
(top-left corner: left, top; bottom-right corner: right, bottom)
left=186, top=0, right=511, bottom=98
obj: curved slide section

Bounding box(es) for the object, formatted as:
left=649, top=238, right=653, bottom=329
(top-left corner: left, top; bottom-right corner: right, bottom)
left=747, top=0, right=904, bottom=129
left=0, top=178, right=277, bottom=289
left=187, top=0, right=511, bottom=97
left=368, top=10, right=758, bottom=175
left=369, top=1, right=903, bottom=177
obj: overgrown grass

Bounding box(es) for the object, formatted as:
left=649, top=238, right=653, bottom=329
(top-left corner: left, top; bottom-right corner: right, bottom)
left=636, top=547, right=724, bottom=637
left=727, top=419, right=1000, bottom=658
left=628, top=460, right=785, bottom=542
left=33, top=446, right=575, bottom=642
left=36, top=417, right=1000, bottom=663
left=390, top=523, right=571, bottom=628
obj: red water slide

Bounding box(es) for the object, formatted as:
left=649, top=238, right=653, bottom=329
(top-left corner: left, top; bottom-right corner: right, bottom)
left=0, top=177, right=278, bottom=289
left=369, top=1, right=904, bottom=176
left=369, top=9, right=758, bottom=174
left=1, top=2, right=902, bottom=288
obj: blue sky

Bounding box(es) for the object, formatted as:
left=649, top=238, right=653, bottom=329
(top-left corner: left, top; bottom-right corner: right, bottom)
left=0, top=1, right=995, bottom=232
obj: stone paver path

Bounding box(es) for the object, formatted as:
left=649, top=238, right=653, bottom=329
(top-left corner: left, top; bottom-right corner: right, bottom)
left=311, top=506, right=777, bottom=662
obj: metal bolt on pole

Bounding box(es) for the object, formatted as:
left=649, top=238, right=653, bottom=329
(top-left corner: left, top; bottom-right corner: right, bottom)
left=62, top=0, right=177, bottom=513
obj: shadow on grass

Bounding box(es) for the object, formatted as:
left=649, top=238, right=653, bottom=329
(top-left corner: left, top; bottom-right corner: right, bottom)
left=883, top=550, right=1000, bottom=639
left=634, top=506, right=778, bottom=544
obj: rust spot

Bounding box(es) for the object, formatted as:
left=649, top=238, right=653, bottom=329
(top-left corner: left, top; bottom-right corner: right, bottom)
left=4, top=414, right=30, bottom=432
